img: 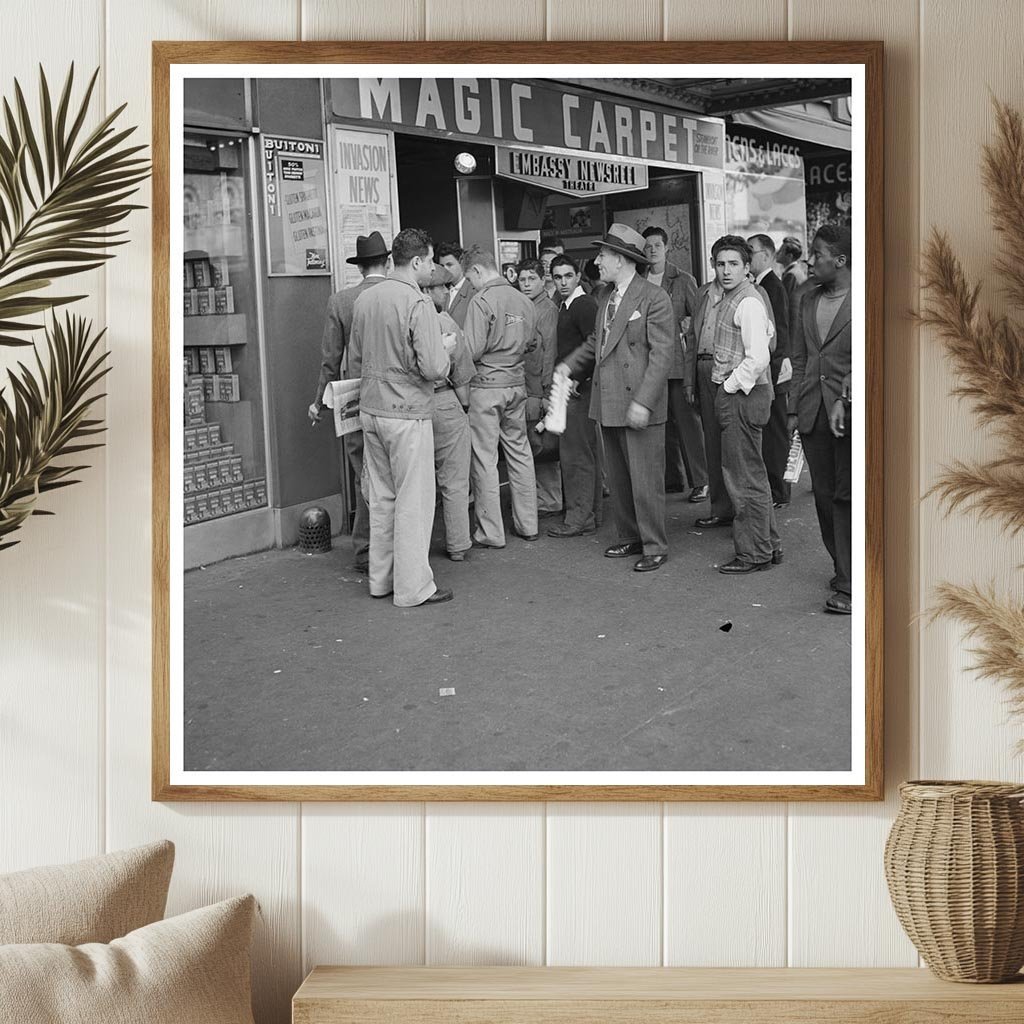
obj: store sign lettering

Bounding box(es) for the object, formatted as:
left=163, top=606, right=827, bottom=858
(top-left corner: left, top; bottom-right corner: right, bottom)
left=807, top=161, right=850, bottom=186
left=330, top=78, right=725, bottom=171
left=496, top=146, right=647, bottom=197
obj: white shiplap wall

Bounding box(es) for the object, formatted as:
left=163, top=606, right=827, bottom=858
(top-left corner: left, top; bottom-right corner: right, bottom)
left=2, top=2, right=1022, bottom=1022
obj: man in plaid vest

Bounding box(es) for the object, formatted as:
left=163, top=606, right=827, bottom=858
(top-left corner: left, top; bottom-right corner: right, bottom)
left=687, top=235, right=781, bottom=574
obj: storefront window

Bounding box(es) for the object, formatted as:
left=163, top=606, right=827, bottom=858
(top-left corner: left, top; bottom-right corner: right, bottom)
left=182, top=132, right=268, bottom=527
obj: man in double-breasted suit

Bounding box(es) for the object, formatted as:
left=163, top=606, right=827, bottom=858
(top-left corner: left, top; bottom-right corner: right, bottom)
left=308, top=231, right=390, bottom=573
left=557, top=224, right=675, bottom=572
left=436, top=241, right=475, bottom=329
left=788, top=224, right=853, bottom=614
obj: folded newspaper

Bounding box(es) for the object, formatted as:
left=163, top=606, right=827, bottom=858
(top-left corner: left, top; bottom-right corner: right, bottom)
left=783, top=431, right=805, bottom=484
left=322, top=378, right=361, bottom=437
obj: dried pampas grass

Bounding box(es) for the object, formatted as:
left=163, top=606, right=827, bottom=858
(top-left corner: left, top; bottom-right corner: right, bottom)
left=920, top=98, right=1024, bottom=729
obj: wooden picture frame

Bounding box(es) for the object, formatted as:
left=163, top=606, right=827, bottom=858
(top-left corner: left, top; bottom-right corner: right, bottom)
left=153, top=41, right=883, bottom=801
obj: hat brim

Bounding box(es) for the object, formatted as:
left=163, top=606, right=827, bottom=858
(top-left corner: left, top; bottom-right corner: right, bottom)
left=345, top=250, right=390, bottom=265
left=592, top=239, right=649, bottom=265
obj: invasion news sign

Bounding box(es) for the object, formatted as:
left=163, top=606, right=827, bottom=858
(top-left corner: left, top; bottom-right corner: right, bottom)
left=495, top=146, right=648, bottom=197
left=329, top=78, right=725, bottom=171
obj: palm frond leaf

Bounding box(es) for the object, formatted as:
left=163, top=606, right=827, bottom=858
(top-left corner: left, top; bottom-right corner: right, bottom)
left=0, top=64, right=150, bottom=345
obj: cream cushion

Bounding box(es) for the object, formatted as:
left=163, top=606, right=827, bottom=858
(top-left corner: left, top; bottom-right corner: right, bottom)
left=0, top=894, right=256, bottom=1023
left=0, top=840, right=174, bottom=945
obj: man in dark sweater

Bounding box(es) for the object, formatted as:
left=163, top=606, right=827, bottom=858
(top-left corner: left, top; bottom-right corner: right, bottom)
left=546, top=254, right=603, bottom=537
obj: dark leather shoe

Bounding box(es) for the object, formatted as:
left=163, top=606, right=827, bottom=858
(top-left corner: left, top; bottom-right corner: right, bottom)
left=511, top=527, right=539, bottom=541
left=688, top=485, right=709, bottom=503
left=772, top=500, right=790, bottom=509
left=354, top=562, right=369, bottom=574
left=695, top=515, right=733, bottom=528
left=448, top=550, right=467, bottom=562
left=418, top=587, right=454, bottom=605
left=605, top=541, right=643, bottom=558
left=547, top=522, right=596, bottom=538
left=634, top=554, right=667, bottom=572
left=719, top=558, right=772, bottom=575
left=772, top=549, right=784, bottom=565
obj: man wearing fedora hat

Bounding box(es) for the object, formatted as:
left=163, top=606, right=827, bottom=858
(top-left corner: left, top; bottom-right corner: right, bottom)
left=309, top=230, right=391, bottom=573
left=556, top=223, right=675, bottom=572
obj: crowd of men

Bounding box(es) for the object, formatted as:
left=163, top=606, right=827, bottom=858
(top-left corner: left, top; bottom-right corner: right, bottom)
left=309, top=219, right=853, bottom=614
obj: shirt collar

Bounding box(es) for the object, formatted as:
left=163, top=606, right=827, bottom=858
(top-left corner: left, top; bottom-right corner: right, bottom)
left=615, top=270, right=636, bottom=298
left=561, top=285, right=586, bottom=309
left=754, top=267, right=771, bottom=284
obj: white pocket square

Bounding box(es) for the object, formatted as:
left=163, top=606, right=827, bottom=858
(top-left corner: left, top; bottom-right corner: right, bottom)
left=628, top=310, right=641, bottom=322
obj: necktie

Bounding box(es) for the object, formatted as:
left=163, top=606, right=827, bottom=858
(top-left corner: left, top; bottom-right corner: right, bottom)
left=602, top=291, right=619, bottom=356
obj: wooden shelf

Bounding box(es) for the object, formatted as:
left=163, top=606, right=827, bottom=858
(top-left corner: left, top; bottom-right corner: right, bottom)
left=293, top=967, right=1024, bottom=1023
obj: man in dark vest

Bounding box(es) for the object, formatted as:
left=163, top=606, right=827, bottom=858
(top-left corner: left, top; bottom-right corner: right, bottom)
left=308, top=231, right=390, bottom=574
left=686, top=235, right=780, bottom=574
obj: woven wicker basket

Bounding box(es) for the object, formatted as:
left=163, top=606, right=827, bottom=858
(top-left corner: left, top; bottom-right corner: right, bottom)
left=885, top=780, right=1024, bottom=982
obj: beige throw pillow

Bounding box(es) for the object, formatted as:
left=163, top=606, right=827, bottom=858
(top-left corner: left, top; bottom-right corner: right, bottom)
left=0, top=894, right=256, bottom=1024
left=0, top=840, right=174, bottom=945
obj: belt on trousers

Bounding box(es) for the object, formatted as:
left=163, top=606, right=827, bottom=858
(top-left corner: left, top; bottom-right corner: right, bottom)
left=696, top=353, right=714, bottom=361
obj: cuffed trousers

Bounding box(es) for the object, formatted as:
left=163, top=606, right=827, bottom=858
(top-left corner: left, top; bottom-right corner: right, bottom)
left=431, top=388, right=471, bottom=556
left=361, top=412, right=437, bottom=607
left=602, top=422, right=667, bottom=556
left=469, top=385, right=538, bottom=545
left=716, top=384, right=779, bottom=565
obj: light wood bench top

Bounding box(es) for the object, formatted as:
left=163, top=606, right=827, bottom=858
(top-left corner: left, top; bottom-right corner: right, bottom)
left=293, top=967, right=1024, bottom=1023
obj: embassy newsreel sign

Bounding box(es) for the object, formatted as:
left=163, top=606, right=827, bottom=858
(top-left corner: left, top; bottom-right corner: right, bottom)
left=328, top=77, right=726, bottom=172
left=495, top=146, right=648, bottom=197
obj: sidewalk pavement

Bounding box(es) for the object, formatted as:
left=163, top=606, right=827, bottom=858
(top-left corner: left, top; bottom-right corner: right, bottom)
left=184, top=483, right=852, bottom=773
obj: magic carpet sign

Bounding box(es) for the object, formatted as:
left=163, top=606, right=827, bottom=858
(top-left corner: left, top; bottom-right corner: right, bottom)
left=329, top=78, right=726, bottom=171
left=495, top=146, right=648, bottom=196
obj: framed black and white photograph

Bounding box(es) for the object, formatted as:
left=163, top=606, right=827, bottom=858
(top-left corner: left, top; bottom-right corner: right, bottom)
left=153, top=42, right=882, bottom=801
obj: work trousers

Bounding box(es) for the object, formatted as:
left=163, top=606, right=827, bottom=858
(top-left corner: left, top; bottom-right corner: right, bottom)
left=431, top=388, right=471, bottom=556
left=360, top=412, right=437, bottom=607
left=801, top=402, right=852, bottom=596
left=715, top=383, right=779, bottom=565
left=344, top=430, right=369, bottom=563
left=761, top=383, right=792, bottom=505
left=560, top=380, right=603, bottom=531
left=602, top=422, right=667, bottom=557
left=696, top=357, right=733, bottom=519
left=469, top=385, right=538, bottom=545
left=665, top=378, right=708, bottom=490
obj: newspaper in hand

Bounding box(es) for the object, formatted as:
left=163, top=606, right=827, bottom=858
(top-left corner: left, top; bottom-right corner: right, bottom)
left=537, top=367, right=571, bottom=436
left=783, top=430, right=805, bottom=484
left=322, top=378, right=361, bottom=437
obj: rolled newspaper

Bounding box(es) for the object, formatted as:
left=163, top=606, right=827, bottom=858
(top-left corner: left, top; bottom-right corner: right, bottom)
left=783, top=430, right=805, bottom=484
left=537, top=368, right=571, bottom=436
left=322, top=378, right=362, bottom=437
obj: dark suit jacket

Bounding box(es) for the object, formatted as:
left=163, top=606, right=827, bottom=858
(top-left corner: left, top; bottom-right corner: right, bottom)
left=789, top=285, right=852, bottom=434
left=314, top=275, right=386, bottom=404
left=446, top=277, right=475, bottom=329
left=564, top=272, right=675, bottom=427
left=756, top=269, right=790, bottom=388
left=649, top=261, right=698, bottom=380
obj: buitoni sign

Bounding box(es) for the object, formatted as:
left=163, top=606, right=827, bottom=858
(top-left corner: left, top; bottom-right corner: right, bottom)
left=495, top=146, right=648, bottom=196
left=329, top=78, right=725, bottom=171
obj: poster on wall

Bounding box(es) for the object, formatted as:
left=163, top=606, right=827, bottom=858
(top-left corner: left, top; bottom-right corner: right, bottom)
left=329, top=126, right=398, bottom=288
left=156, top=47, right=882, bottom=802
left=261, top=134, right=331, bottom=276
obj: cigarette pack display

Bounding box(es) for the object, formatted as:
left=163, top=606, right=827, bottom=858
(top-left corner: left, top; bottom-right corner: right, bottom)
left=196, top=287, right=215, bottom=316
left=242, top=481, right=255, bottom=506
left=214, top=346, right=232, bottom=373
left=198, top=346, right=216, bottom=374
left=207, top=423, right=221, bottom=446
left=230, top=456, right=243, bottom=482
left=217, top=457, right=234, bottom=484
left=184, top=428, right=198, bottom=451
left=194, top=463, right=209, bottom=491
left=192, top=258, right=211, bottom=288
left=200, top=375, right=214, bottom=402
left=209, top=256, right=230, bottom=289
left=195, top=493, right=210, bottom=520
left=214, top=374, right=240, bottom=402
left=208, top=461, right=223, bottom=488
left=209, top=491, right=222, bottom=517
left=185, top=289, right=198, bottom=317
left=231, top=485, right=244, bottom=508
left=195, top=427, right=210, bottom=449
left=185, top=348, right=200, bottom=374
left=183, top=468, right=195, bottom=494
left=214, top=286, right=235, bottom=314
left=253, top=478, right=267, bottom=505
left=184, top=497, right=197, bottom=524
left=184, top=261, right=195, bottom=289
